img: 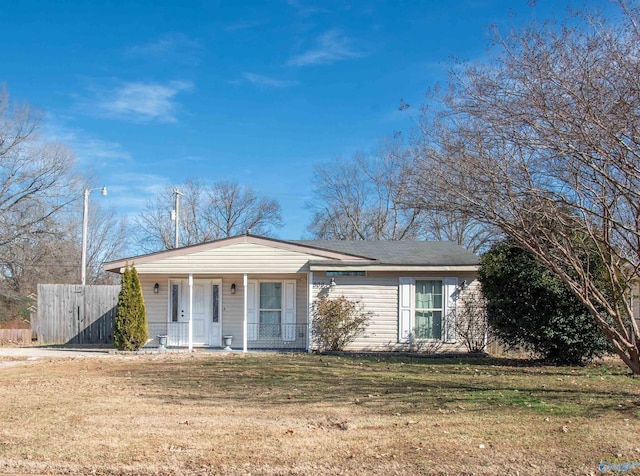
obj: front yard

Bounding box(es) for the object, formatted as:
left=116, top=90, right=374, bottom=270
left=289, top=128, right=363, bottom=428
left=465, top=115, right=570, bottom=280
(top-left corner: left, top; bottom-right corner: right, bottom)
left=0, top=352, right=638, bottom=475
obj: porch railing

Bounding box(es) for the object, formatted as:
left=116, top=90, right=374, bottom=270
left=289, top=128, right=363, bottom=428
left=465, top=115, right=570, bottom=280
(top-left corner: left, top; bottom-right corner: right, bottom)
left=247, top=323, right=308, bottom=350
left=145, top=322, right=308, bottom=350
left=146, top=322, right=189, bottom=347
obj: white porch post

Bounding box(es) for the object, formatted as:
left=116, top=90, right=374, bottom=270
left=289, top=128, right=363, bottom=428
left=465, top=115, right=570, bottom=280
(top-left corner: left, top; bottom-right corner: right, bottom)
left=307, top=272, right=313, bottom=352
left=243, top=273, right=248, bottom=353
left=188, top=273, right=193, bottom=352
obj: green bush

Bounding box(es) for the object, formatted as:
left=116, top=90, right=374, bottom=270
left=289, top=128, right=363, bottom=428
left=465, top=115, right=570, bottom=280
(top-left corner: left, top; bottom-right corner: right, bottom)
left=113, top=264, right=149, bottom=351
left=312, top=295, right=373, bottom=352
left=479, top=241, right=610, bottom=365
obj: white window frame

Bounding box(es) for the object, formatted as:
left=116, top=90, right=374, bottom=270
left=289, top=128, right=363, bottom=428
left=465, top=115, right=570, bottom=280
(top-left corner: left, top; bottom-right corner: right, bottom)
left=259, top=281, right=283, bottom=338
left=247, top=279, right=296, bottom=342
left=399, top=277, right=458, bottom=344
left=414, top=279, right=444, bottom=340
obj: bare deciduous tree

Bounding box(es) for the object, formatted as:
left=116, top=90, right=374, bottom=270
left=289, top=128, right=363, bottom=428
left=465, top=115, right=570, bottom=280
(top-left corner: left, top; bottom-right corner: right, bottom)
left=413, top=4, right=640, bottom=373
left=205, top=180, right=282, bottom=238
left=416, top=206, right=497, bottom=253
left=0, top=232, right=76, bottom=295
left=84, top=202, right=129, bottom=284
left=134, top=187, right=177, bottom=252
left=308, top=139, right=495, bottom=250
left=0, top=197, right=128, bottom=294
left=308, top=140, right=423, bottom=240
left=0, top=86, right=84, bottom=304
left=135, top=178, right=283, bottom=252
left=0, top=88, right=127, bottom=323
left=175, top=178, right=216, bottom=245
left=0, top=86, right=77, bottom=250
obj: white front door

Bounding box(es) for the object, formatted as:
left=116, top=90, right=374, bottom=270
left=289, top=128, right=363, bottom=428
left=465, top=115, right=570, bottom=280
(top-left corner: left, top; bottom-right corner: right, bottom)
left=187, top=280, right=208, bottom=345
left=170, top=279, right=221, bottom=347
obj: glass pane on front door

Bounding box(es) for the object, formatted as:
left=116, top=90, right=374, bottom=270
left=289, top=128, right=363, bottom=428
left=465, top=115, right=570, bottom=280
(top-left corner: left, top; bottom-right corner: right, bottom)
left=212, top=285, right=219, bottom=323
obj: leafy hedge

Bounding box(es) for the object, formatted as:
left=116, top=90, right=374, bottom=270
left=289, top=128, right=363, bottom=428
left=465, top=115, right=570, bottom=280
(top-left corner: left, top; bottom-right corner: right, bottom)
left=479, top=241, right=610, bottom=365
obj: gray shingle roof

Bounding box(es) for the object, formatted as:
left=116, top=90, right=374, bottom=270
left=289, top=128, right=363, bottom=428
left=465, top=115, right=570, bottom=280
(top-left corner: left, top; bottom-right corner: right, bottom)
left=291, top=240, right=479, bottom=266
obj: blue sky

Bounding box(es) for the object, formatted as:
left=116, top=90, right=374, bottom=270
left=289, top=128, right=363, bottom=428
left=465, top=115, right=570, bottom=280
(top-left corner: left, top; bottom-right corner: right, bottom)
left=0, top=0, right=615, bottom=240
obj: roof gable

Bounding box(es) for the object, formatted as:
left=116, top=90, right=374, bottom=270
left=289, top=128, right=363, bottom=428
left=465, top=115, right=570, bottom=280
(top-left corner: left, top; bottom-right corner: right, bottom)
left=103, top=235, right=372, bottom=274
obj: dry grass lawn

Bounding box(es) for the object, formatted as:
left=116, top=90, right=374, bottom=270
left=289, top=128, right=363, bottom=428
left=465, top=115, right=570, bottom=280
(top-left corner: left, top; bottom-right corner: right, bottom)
left=0, top=352, right=639, bottom=475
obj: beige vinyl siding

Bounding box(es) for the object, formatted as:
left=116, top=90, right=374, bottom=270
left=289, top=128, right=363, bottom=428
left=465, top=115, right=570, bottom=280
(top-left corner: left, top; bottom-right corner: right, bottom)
left=139, top=273, right=309, bottom=345
left=313, top=271, right=477, bottom=351
left=131, top=242, right=360, bottom=275
left=320, top=275, right=399, bottom=351
left=221, top=276, right=244, bottom=343
left=138, top=275, right=167, bottom=325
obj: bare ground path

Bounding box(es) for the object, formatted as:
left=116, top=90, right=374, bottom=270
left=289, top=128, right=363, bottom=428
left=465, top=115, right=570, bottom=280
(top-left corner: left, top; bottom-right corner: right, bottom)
left=0, top=346, right=111, bottom=360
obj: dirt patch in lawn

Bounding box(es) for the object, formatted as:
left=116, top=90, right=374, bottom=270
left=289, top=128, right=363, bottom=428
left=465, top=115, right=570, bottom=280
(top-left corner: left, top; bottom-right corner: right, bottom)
left=0, top=352, right=639, bottom=475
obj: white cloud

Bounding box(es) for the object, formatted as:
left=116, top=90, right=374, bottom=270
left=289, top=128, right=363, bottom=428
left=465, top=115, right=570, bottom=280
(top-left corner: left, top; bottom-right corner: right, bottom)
left=75, top=137, right=132, bottom=163
left=106, top=173, right=172, bottom=214
left=43, top=122, right=131, bottom=166
left=242, top=72, right=299, bottom=88
left=287, top=30, right=365, bottom=67
left=98, top=81, right=193, bottom=123
left=111, top=172, right=171, bottom=196
left=287, top=0, right=327, bottom=17
left=125, top=33, right=201, bottom=61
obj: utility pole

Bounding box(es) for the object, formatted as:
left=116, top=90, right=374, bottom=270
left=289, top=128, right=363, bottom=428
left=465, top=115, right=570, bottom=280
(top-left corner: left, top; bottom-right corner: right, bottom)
left=81, top=186, right=107, bottom=285
left=173, top=188, right=183, bottom=249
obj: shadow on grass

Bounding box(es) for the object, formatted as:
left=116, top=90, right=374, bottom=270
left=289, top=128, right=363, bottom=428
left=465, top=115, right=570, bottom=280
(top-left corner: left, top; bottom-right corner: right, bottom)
left=333, top=352, right=633, bottom=373
left=102, top=353, right=640, bottom=419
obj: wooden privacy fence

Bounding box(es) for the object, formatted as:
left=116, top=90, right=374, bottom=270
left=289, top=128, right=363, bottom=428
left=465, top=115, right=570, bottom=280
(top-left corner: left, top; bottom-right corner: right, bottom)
left=0, top=329, right=31, bottom=344
left=32, top=284, right=121, bottom=345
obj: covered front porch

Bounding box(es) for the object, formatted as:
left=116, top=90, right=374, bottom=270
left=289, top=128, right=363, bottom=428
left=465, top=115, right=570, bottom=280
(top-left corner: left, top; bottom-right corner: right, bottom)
left=140, top=272, right=313, bottom=352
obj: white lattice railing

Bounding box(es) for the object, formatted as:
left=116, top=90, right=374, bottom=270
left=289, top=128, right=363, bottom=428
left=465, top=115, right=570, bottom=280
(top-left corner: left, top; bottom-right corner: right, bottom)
left=145, top=322, right=308, bottom=350
left=146, top=322, right=189, bottom=347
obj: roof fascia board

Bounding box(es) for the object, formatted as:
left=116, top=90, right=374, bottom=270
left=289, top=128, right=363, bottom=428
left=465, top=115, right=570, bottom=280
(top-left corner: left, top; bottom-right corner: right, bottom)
left=309, top=264, right=480, bottom=272
left=108, top=265, right=479, bottom=274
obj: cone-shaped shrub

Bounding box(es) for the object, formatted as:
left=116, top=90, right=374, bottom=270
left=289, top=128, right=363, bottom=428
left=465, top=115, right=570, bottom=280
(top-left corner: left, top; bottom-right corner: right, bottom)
left=114, top=264, right=149, bottom=351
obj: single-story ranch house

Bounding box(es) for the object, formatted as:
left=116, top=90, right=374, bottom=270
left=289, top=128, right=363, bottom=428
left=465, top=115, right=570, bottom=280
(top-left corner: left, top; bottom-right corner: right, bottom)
left=103, top=234, right=480, bottom=352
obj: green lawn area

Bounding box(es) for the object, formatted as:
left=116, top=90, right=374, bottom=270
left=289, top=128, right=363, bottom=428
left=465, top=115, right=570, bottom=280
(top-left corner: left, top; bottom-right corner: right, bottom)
left=0, top=352, right=638, bottom=475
